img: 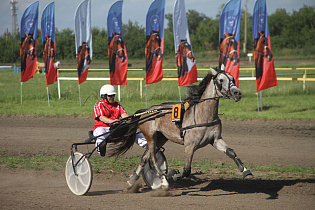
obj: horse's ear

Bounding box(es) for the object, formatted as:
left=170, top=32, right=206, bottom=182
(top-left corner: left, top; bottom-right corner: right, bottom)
left=210, top=67, right=218, bottom=76
left=221, top=64, right=226, bottom=71
left=112, top=31, right=115, bottom=36
left=224, top=32, right=228, bottom=37
left=119, top=31, right=121, bottom=35
left=25, top=32, right=28, bottom=37
left=185, top=37, right=187, bottom=41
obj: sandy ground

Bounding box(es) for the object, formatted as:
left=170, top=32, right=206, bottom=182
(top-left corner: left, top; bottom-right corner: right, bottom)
left=0, top=116, right=314, bottom=209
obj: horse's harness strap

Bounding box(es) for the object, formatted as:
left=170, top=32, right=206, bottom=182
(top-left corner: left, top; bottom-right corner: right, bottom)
left=180, top=118, right=221, bottom=138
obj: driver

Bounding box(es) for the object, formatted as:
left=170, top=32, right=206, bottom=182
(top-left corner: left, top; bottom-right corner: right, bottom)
left=93, top=84, right=148, bottom=156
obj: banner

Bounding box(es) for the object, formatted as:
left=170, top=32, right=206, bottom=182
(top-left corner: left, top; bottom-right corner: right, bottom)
left=173, top=0, right=197, bottom=87
left=20, top=1, right=39, bottom=83
left=253, top=0, right=278, bottom=92
left=107, top=0, right=128, bottom=85
left=219, top=0, right=241, bottom=87
left=145, top=0, right=165, bottom=84
left=41, top=2, right=57, bottom=86
left=75, top=0, right=92, bottom=85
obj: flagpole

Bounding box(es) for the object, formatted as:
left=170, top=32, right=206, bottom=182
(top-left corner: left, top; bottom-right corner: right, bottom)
left=21, top=82, right=23, bottom=104
left=79, top=84, right=81, bottom=106
left=145, top=84, right=147, bottom=108
left=260, top=91, right=263, bottom=111
left=256, top=92, right=259, bottom=113
left=185, top=86, right=188, bottom=98
left=46, top=86, right=50, bottom=107
left=178, top=86, right=181, bottom=101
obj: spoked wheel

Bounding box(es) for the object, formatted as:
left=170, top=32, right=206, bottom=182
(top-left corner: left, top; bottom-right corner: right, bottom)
left=142, top=150, right=168, bottom=189
left=65, top=152, right=93, bottom=195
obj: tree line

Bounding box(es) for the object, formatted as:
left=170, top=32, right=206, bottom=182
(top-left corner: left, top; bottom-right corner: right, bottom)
left=0, top=5, right=314, bottom=63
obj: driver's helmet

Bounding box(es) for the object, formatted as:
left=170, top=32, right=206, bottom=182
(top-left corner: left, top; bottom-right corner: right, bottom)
left=100, top=85, right=117, bottom=97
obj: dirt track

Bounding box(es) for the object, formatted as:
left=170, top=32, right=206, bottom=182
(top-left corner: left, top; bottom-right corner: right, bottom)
left=0, top=116, right=314, bottom=209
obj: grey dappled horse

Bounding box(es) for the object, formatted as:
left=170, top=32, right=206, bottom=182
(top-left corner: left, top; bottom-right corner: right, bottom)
left=109, top=67, right=252, bottom=190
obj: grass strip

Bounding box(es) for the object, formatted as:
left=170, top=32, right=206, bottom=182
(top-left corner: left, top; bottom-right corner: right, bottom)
left=0, top=154, right=313, bottom=180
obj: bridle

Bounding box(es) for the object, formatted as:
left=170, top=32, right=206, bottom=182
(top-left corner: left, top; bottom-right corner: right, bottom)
left=149, top=33, right=161, bottom=55
left=179, top=41, right=193, bottom=60
left=212, top=70, right=237, bottom=99
left=110, top=35, right=124, bottom=55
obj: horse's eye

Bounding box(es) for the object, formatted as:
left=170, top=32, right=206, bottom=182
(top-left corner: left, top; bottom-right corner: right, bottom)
left=220, top=79, right=224, bottom=83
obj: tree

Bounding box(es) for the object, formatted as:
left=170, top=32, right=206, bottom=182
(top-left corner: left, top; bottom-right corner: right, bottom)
left=123, top=20, right=145, bottom=59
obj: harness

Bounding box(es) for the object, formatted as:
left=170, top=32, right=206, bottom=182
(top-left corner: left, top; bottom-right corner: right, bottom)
left=149, top=33, right=162, bottom=55
left=172, top=98, right=221, bottom=138
left=174, top=71, right=237, bottom=138
left=110, top=35, right=123, bottom=55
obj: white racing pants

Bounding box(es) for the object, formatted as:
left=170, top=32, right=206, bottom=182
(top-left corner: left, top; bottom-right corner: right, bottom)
left=93, top=127, right=148, bottom=153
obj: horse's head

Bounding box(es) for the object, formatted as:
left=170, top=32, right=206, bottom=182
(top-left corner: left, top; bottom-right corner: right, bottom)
left=149, top=30, right=162, bottom=59
left=21, top=33, right=35, bottom=60
left=84, top=41, right=91, bottom=64
left=179, top=39, right=194, bottom=62
left=44, top=35, right=54, bottom=59
left=110, top=31, right=125, bottom=62
left=210, top=67, right=241, bottom=102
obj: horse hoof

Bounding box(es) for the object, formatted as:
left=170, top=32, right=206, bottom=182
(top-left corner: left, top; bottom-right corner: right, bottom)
left=161, top=184, right=170, bottom=191
left=166, top=169, right=178, bottom=179
left=172, top=173, right=182, bottom=182
left=243, top=170, right=253, bottom=179
left=127, top=173, right=140, bottom=189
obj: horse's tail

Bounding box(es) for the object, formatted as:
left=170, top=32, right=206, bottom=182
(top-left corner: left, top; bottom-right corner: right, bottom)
left=106, top=114, right=143, bottom=157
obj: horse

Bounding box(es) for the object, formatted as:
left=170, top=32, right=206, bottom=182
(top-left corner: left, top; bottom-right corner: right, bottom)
left=43, top=35, right=55, bottom=73
left=20, top=33, right=35, bottom=70
left=76, top=41, right=91, bottom=75
left=107, top=67, right=252, bottom=190
left=254, top=31, right=273, bottom=77
left=108, top=31, right=126, bottom=75
left=219, top=32, right=239, bottom=68
left=176, top=38, right=195, bottom=79
left=145, top=30, right=162, bottom=73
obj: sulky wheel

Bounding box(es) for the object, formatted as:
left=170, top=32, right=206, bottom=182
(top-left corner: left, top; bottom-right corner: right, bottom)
left=65, top=152, right=93, bottom=195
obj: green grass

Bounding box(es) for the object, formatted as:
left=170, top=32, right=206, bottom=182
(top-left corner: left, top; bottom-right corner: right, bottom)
left=1, top=59, right=315, bottom=119
left=0, top=154, right=313, bottom=180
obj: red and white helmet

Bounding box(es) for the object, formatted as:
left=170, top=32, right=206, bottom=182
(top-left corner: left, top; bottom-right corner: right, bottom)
left=100, top=85, right=117, bottom=97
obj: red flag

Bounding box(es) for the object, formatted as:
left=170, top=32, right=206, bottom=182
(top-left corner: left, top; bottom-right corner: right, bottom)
left=145, top=0, right=165, bottom=84
left=219, top=0, right=241, bottom=87
left=173, top=0, right=198, bottom=87
left=20, top=2, right=39, bottom=83
left=253, top=0, right=278, bottom=92
left=41, top=2, right=57, bottom=86
left=107, top=1, right=128, bottom=85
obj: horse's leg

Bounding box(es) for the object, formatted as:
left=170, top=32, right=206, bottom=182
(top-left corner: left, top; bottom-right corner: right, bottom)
left=127, top=149, right=150, bottom=189
left=213, top=138, right=252, bottom=178
left=168, top=143, right=194, bottom=181
left=146, top=132, right=169, bottom=190
left=127, top=132, right=169, bottom=190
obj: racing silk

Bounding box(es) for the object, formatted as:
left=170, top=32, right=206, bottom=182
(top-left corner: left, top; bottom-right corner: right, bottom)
left=93, top=99, right=127, bottom=130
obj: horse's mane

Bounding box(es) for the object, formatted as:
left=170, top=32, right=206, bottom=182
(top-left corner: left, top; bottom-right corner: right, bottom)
left=185, top=73, right=212, bottom=101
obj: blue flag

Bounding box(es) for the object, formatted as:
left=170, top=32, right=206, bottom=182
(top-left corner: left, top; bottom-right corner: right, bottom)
left=107, top=0, right=128, bottom=85
left=145, top=0, right=165, bottom=84
left=253, top=0, right=277, bottom=92
left=20, top=1, right=39, bottom=83
left=219, top=0, right=241, bottom=87
left=41, top=2, right=57, bottom=86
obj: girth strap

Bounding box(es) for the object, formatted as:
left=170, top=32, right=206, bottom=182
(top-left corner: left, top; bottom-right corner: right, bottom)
left=180, top=118, right=221, bottom=138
